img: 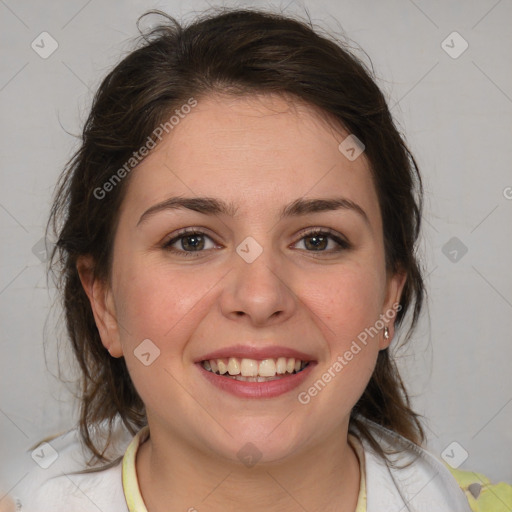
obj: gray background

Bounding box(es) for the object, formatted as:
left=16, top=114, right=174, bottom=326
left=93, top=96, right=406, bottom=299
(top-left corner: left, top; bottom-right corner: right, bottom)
left=1, top=0, right=511, bottom=498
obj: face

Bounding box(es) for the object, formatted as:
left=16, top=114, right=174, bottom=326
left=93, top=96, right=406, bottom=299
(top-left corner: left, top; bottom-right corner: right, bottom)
left=81, top=93, right=405, bottom=464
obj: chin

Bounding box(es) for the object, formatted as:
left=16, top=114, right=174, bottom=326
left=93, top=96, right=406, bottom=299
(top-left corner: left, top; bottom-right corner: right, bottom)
left=205, top=419, right=307, bottom=467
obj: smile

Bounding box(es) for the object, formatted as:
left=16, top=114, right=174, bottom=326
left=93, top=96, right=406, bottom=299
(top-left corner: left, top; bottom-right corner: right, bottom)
left=197, top=357, right=316, bottom=399
left=201, top=357, right=310, bottom=381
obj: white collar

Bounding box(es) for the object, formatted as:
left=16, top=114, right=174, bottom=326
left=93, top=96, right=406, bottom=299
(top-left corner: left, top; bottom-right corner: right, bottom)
left=353, top=417, right=473, bottom=511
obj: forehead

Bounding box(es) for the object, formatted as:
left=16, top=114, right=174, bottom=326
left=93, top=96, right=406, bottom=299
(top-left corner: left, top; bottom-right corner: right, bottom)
left=119, top=93, right=380, bottom=225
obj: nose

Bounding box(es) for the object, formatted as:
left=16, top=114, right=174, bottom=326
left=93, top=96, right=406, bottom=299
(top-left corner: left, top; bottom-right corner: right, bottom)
left=219, top=243, right=298, bottom=327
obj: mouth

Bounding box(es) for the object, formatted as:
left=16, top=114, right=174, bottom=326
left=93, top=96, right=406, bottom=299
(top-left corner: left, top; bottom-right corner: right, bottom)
left=200, top=356, right=311, bottom=382
left=196, top=355, right=316, bottom=399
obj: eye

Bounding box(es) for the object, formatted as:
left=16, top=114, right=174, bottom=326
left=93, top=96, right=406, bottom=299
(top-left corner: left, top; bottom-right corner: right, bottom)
left=293, top=228, right=350, bottom=253
left=162, top=229, right=218, bottom=257
left=162, top=227, right=351, bottom=258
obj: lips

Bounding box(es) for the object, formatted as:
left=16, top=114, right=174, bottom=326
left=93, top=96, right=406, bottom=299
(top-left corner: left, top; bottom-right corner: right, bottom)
left=194, top=344, right=315, bottom=364
left=194, top=344, right=317, bottom=398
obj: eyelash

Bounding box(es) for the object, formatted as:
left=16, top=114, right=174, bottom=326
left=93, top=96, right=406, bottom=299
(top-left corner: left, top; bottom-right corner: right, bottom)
left=161, top=227, right=351, bottom=258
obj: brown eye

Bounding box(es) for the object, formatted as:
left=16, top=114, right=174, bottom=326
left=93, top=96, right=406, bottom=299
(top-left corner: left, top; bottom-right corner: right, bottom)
left=163, top=229, right=217, bottom=257
left=294, top=229, right=350, bottom=253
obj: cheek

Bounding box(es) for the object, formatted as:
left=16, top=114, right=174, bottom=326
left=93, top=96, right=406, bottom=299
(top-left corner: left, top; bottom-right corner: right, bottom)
left=111, top=259, right=214, bottom=403
left=307, top=262, right=386, bottom=343
left=112, top=257, right=209, bottom=345
left=295, top=266, right=384, bottom=423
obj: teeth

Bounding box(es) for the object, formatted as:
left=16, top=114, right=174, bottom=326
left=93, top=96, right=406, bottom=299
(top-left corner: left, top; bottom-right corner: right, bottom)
left=201, top=356, right=310, bottom=378
left=231, top=375, right=282, bottom=382
left=227, top=357, right=241, bottom=375
left=258, top=359, right=276, bottom=377
left=276, top=357, right=287, bottom=374
left=217, top=360, right=228, bottom=375
left=241, top=358, right=259, bottom=377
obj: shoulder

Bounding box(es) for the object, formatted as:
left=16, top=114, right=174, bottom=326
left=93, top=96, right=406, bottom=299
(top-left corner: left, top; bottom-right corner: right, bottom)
left=18, top=463, right=127, bottom=512
left=10, top=422, right=134, bottom=512
left=443, top=464, right=512, bottom=512
left=352, top=416, right=512, bottom=511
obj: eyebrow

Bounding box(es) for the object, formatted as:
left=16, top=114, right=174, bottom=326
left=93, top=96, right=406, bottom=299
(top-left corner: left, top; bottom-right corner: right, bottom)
left=137, top=196, right=370, bottom=227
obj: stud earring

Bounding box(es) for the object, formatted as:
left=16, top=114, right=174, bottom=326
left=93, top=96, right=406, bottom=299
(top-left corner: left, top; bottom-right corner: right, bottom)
left=384, top=326, right=390, bottom=340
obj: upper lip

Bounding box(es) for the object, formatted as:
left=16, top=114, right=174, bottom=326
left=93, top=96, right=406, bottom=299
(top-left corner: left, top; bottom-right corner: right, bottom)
left=194, top=344, right=316, bottom=363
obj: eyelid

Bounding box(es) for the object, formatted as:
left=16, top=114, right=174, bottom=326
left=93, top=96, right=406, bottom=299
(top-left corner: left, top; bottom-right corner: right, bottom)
left=292, top=227, right=351, bottom=251
left=162, top=226, right=351, bottom=256
left=295, top=226, right=349, bottom=243
left=161, top=227, right=218, bottom=248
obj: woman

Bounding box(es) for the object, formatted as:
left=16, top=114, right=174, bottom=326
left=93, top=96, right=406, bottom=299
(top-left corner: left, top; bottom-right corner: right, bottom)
left=12, top=7, right=512, bottom=512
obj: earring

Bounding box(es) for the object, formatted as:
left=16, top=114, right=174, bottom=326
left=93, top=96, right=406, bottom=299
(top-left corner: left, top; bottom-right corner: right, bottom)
left=384, top=326, right=390, bottom=340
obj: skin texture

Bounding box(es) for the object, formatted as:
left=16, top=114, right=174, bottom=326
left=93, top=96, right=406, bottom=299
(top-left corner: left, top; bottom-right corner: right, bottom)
left=78, top=93, right=406, bottom=512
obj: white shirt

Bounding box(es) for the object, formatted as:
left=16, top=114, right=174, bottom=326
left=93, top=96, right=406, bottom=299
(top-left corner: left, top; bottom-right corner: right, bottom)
left=11, top=416, right=473, bottom=511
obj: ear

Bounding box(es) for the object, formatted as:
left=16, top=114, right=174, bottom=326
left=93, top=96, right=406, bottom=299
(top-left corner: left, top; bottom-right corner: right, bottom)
left=76, top=255, right=123, bottom=358
left=379, top=268, right=407, bottom=350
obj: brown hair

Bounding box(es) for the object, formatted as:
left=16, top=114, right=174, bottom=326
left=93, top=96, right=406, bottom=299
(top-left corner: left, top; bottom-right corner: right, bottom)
left=47, top=6, right=426, bottom=466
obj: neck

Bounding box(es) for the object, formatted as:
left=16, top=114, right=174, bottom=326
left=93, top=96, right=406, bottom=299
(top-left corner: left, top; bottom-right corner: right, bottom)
left=136, top=424, right=361, bottom=512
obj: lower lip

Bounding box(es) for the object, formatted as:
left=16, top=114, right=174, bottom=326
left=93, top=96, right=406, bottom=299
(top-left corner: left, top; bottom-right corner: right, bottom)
left=196, top=362, right=316, bottom=399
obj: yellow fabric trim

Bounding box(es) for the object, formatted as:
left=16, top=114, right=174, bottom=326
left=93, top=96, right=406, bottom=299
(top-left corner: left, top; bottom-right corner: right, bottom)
left=123, top=426, right=512, bottom=512
left=443, top=462, right=512, bottom=512
left=122, top=428, right=367, bottom=511
left=348, top=433, right=367, bottom=512
left=122, top=426, right=150, bottom=512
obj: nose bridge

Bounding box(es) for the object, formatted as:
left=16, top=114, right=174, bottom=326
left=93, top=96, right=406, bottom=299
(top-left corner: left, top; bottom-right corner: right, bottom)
left=221, top=233, right=297, bottom=324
